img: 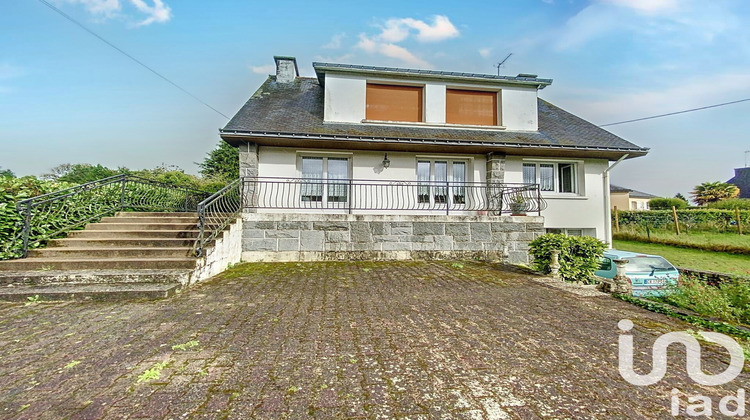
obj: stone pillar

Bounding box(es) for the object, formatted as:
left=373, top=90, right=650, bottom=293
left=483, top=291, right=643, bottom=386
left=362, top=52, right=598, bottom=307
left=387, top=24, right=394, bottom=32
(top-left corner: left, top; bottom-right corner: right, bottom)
left=549, top=250, right=561, bottom=279
left=612, top=259, right=633, bottom=295
left=239, top=143, right=258, bottom=211
left=486, top=152, right=506, bottom=215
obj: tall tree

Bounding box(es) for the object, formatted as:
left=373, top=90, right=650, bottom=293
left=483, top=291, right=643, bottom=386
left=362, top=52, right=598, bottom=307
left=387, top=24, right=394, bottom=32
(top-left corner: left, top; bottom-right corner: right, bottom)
left=691, top=181, right=740, bottom=206
left=0, top=167, right=14, bottom=178
left=674, top=193, right=688, bottom=203
left=198, top=141, right=239, bottom=180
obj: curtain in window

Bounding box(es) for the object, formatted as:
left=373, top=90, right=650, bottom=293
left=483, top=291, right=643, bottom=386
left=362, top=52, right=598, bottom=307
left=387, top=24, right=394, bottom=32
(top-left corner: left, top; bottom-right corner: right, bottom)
left=522, top=163, right=536, bottom=185
left=434, top=161, right=448, bottom=203
left=417, top=161, right=430, bottom=204
left=452, top=161, right=466, bottom=204
left=540, top=164, right=555, bottom=191
left=327, top=158, right=348, bottom=203
left=301, top=157, right=323, bottom=201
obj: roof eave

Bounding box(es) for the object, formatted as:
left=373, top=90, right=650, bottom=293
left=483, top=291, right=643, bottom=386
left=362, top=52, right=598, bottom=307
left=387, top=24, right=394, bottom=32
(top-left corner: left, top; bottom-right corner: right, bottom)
left=220, top=129, right=648, bottom=159
left=313, top=63, right=552, bottom=89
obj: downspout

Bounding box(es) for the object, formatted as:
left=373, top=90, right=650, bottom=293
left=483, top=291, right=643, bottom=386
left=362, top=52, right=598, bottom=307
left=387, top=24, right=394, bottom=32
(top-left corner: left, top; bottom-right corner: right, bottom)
left=603, top=154, right=629, bottom=248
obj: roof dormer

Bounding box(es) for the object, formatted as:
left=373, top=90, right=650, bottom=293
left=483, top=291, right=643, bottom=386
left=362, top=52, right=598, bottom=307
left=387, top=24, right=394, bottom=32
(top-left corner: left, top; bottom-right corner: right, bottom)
left=313, top=62, right=552, bottom=131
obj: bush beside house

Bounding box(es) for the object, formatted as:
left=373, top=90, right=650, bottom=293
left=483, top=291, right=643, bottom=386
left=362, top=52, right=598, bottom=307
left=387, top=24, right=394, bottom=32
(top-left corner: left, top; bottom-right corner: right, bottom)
left=529, top=233, right=607, bottom=283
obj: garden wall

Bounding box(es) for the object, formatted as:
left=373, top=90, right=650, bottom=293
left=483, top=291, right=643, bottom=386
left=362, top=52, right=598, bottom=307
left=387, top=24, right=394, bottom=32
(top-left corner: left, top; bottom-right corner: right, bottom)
left=241, top=213, right=544, bottom=264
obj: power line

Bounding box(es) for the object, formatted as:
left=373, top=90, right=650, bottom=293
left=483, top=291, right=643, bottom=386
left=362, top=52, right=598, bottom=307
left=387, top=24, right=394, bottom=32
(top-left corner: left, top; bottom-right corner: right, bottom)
left=35, top=0, right=230, bottom=120
left=599, top=98, right=750, bottom=127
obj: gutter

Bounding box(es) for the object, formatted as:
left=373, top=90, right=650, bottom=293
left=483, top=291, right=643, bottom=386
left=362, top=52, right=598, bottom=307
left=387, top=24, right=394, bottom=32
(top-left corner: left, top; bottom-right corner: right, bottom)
left=219, top=129, right=650, bottom=155
left=603, top=154, right=629, bottom=248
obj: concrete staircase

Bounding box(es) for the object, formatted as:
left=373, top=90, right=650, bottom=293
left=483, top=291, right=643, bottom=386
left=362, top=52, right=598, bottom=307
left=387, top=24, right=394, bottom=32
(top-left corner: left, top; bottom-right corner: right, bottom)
left=0, top=212, right=204, bottom=301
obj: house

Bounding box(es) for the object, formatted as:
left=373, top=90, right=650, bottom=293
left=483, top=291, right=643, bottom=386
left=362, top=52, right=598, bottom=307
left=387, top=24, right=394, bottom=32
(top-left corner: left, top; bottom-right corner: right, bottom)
left=610, top=184, right=657, bottom=211
left=219, top=56, right=648, bottom=263
left=727, top=167, right=750, bottom=198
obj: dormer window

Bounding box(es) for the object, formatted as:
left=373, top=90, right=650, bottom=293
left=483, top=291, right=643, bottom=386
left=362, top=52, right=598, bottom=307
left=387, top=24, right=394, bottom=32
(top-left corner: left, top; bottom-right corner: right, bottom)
left=366, top=83, right=423, bottom=122
left=445, top=89, right=498, bottom=126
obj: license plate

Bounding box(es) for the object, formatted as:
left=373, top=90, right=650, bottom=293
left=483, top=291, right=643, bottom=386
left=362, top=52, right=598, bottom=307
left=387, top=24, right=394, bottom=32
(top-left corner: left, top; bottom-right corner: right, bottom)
left=644, top=278, right=666, bottom=285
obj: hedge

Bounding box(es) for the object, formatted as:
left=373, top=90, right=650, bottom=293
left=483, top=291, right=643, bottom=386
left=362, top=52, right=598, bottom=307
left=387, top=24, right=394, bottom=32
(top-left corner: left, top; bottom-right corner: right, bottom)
left=614, top=209, right=750, bottom=231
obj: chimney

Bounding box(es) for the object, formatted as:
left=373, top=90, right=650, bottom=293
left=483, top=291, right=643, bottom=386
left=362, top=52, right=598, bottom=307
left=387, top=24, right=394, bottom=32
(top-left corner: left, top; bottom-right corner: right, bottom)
left=274, top=56, right=299, bottom=83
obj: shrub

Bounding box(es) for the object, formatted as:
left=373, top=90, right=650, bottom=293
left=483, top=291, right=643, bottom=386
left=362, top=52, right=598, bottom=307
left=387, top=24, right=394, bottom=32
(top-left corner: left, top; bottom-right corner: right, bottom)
left=661, top=276, right=750, bottom=325
left=708, top=198, right=750, bottom=210
left=529, top=233, right=607, bottom=283
left=0, top=177, right=78, bottom=259
left=649, top=197, right=688, bottom=210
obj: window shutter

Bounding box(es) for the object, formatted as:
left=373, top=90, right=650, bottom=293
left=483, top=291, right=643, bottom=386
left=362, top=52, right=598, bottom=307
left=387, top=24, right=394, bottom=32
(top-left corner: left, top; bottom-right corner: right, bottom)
left=366, top=84, right=423, bottom=122
left=446, top=89, right=498, bottom=126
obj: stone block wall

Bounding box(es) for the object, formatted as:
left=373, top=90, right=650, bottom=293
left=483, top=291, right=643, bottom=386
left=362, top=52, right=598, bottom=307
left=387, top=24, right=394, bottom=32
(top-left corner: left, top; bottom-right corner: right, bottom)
left=241, top=213, right=544, bottom=264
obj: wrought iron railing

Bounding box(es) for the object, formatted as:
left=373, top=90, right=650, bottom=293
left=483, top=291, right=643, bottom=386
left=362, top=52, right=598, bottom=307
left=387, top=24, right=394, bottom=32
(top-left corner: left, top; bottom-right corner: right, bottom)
left=193, top=178, right=241, bottom=257
left=4, top=174, right=211, bottom=259
left=241, top=177, right=547, bottom=215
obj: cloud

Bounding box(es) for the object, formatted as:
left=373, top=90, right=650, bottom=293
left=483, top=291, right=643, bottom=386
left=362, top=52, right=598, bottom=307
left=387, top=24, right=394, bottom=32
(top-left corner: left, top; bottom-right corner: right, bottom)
left=377, top=15, right=459, bottom=43
left=56, top=0, right=171, bottom=26
left=129, top=0, right=171, bottom=26
left=356, top=34, right=431, bottom=68
left=322, top=33, right=345, bottom=49
left=352, top=15, right=459, bottom=68
left=478, top=48, right=492, bottom=58
left=600, top=0, right=679, bottom=14
left=249, top=64, right=275, bottom=75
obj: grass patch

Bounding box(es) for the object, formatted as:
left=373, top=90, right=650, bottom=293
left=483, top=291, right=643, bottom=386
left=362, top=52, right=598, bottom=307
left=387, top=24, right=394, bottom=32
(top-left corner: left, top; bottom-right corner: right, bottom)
left=64, top=360, right=81, bottom=369
left=655, top=278, right=750, bottom=325
left=136, top=361, right=170, bottom=383
left=171, top=340, right=200, bottom=351
left=613, top=239, right=750, bottom=277
left=614, top=226, right=750, bottom=255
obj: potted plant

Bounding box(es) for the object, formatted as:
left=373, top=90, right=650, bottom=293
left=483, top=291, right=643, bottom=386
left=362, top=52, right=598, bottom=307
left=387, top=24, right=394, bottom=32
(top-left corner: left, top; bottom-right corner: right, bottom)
left=509, top=194, right=528, bottom=216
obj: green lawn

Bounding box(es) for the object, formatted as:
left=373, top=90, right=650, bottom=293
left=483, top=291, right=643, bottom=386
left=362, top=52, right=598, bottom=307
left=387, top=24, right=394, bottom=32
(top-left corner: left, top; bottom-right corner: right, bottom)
left=612, top=239, right=750, bottom=277
left=614, top=226, right=750, bottom=254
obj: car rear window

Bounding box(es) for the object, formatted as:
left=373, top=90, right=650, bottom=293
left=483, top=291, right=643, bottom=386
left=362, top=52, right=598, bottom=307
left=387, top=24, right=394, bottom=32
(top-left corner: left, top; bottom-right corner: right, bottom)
left=625, top=257, right=675, bottom=273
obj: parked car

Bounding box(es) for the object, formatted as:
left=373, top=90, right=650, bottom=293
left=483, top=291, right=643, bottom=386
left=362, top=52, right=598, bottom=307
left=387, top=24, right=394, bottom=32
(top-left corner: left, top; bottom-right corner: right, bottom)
left=595, top=249, right=680, bottom=297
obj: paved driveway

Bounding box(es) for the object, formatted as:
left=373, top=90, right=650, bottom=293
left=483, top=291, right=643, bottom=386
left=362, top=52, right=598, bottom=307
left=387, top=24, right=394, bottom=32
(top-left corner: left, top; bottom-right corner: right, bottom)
left=0, top=261, right=746, bottom=419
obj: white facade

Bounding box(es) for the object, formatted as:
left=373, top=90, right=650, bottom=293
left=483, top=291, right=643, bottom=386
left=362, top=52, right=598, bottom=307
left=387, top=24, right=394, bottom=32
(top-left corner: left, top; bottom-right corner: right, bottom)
left=255, top=147, right=609, bottom=241
left=504, top=156, right=608, bottom=239
left=323, top=73, right=539, bottom=131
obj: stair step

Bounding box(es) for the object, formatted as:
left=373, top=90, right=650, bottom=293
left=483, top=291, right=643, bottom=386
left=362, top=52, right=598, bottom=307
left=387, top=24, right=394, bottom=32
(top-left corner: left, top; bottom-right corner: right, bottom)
left=67, top=230, right=199, bottom=239
left=115, top=212, right=198, bottom=217
left=29, top=247, right=194, bottom=258
left=101, top=216, right=198, bottom=224
left=0, top=269, right=192, bottom=286
left=49, top=238, right=206, bottom=248
left=86, top=223, right=198, bottom=231
left=0, top=282, right=181, bottom=302
left=0, top=258, right=197, bottom=271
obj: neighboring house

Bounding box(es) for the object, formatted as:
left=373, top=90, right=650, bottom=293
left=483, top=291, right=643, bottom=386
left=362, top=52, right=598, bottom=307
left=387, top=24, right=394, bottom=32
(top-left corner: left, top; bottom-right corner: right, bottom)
left=727, top=167, right=750, bottom=198
left=219, top=56, right=648, bottom=262
left=610, top=184, right=657, bottom=211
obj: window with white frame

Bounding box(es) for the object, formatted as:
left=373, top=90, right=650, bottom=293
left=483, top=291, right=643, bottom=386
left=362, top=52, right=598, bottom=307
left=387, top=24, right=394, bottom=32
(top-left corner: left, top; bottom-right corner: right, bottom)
left=417, top=160, right=467, bottom=205
left=523, top=162, right=578, bottom=193
left=301, top=156, right=349, bottom=203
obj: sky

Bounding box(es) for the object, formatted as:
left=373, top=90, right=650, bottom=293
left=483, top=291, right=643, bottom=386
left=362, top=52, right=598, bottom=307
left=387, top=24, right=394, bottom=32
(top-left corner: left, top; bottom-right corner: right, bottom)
left=1, top=0, right=750, bottom=197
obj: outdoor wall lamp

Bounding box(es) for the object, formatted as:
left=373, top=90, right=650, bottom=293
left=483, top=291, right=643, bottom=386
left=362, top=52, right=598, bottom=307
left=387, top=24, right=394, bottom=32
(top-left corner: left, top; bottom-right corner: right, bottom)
left=382, top=153, right=391, bottom=169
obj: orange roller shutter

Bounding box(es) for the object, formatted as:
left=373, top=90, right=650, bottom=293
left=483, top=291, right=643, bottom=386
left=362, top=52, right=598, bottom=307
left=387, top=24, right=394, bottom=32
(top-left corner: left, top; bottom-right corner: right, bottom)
left=366, top=84, right=423, bottom=122
left=446, top=89, right=498, bottom=126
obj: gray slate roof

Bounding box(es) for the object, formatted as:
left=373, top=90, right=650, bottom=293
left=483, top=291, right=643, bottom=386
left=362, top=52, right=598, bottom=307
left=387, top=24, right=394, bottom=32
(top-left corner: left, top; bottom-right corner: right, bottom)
left=610, top=184, right=657, bottom=198
left=221, top=76, right=648, bottom=156
left=728, top=167, right=750, bottom=198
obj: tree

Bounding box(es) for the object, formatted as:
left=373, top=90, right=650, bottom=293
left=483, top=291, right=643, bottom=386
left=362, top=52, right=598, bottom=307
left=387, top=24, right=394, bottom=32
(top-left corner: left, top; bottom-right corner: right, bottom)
left=674, top=193, right=688, bottom=204
left=649, top=197, right=688, bottom=210
left=0, top=167, right=14, bottom=178
left=56, top=164, right=124, bottom=184
left=691, top=181, right=740, bottom=206
left=198, top=141, right=239, bottom=180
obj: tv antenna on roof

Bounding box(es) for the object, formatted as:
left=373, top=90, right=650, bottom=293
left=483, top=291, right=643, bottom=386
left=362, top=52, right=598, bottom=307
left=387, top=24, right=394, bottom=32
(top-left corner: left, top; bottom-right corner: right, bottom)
left=495, top=53, right=512, bottom=76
